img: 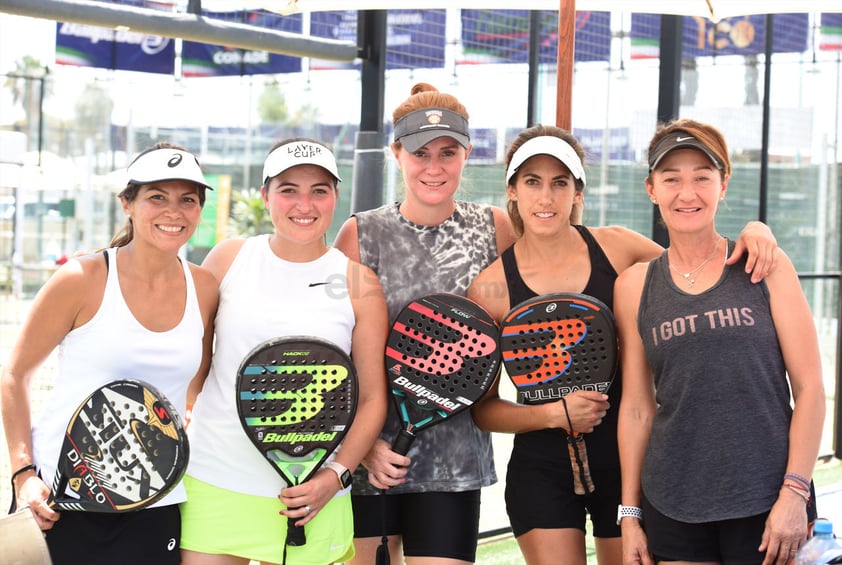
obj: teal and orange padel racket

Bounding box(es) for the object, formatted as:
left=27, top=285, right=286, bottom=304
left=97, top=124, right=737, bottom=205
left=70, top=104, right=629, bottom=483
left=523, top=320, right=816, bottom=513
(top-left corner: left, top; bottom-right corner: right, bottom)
left=236, top=337, right=357, bottom=547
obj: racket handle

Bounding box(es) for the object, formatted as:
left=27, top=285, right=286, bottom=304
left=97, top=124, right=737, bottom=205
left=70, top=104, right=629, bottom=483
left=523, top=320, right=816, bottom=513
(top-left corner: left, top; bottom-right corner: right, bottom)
left=567, top=433, right=595, bottom=495
left=286, top=516, right=306, bottom=546
left=391, top=430, right=416, bottom=456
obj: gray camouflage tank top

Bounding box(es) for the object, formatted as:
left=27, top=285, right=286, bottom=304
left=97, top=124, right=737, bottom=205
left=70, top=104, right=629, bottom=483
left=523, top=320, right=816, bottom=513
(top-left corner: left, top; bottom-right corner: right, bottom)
left=353, top=201, right=499, bottom=494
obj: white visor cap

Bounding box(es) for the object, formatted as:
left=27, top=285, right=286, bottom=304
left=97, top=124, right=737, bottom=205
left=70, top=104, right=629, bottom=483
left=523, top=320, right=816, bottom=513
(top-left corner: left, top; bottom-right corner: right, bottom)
left=127, top=148, right=212, bottom=189
left=262, top=141, right=342, bottom=184
left=505, top=136, right=586, bottom=186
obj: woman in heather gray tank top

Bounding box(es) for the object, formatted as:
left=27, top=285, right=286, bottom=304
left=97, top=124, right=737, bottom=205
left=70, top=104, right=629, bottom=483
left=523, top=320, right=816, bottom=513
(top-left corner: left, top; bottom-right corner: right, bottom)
left=334, top=83, right=516, bottom=565
left=615, top=119, right=825, bottom=564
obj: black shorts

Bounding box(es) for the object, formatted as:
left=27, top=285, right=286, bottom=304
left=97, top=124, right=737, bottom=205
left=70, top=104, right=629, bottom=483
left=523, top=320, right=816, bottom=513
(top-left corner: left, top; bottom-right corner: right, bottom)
left=505, top=457, right=621, bottom=539
left=642, top=484, right=818, bottom=564
left=642, top=496, right=768, bottom=565
left=45, top=505, right=181, bottom=565
left=352, top=491, right=481, bottom=561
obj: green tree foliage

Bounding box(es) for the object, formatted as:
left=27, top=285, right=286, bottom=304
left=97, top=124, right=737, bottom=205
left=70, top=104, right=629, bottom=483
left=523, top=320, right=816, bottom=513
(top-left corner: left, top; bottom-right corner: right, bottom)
left=3, top=56, right=50, bottom=150
left=74, top=81, right=114, bottom=163
left=257, top=77, right=288, bottom=124
left=228, top=187, right=274, bottom=237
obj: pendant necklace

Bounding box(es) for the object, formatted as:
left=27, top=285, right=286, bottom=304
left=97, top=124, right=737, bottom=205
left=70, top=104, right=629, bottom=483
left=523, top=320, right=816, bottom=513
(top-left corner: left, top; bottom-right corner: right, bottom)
left=669, top=236, right=723, bottom=288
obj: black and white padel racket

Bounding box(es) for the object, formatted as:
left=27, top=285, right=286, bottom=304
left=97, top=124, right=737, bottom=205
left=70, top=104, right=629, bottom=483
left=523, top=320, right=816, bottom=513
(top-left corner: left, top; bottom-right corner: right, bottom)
left=500, top=293, right=618, bottom=495
left=385, top=293, right=501, bottom=455
left=236, top=337, right=357, bottom=547
left=50, top=379, right=189, bottom=512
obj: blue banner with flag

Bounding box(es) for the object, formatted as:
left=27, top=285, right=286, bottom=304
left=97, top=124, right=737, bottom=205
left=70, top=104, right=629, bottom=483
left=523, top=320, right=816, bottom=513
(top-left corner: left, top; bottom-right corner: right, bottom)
left=309, top=9, right=445, bottom=71
left=55, top=22, right=175, bottom=74
left=181, top=10, right=302, bottom=77
left=820, top=13, right=842, bottom=51
left=460, top=10, right=611, bottom=65
left=630, top=13, right=809, bottom=59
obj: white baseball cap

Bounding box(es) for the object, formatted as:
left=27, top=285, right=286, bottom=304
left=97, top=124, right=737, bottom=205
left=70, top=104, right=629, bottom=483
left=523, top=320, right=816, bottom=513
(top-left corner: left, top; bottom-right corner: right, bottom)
left=262, top=140, right=342, bottom=184
left=127, top=148, right=212, bottom=189
left=505, top=136, right=586, bottom=186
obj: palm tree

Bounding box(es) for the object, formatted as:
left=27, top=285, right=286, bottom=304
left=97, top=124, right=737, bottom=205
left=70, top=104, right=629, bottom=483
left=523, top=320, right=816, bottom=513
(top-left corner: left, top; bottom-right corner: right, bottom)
left=3, top=56, right=50, bottom=153
left=228, top=188, right=274, bottom=237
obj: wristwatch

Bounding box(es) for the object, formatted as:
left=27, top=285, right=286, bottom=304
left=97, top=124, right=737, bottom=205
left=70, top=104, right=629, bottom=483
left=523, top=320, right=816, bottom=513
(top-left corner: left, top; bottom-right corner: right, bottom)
left=324, top=461, right=353, bottom=489
left=616, top=505, right=643, bottom=525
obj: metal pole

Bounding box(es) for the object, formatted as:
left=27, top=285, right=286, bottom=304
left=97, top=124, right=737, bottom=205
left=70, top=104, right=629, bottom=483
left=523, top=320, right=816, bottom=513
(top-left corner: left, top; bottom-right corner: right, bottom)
left=758, top=14, right=773, bottom=223
left=351, top=10, right=386, bottom=215
left=527, top=11, right=540, bottom=128
left=651, top=14, right=683, bottom=248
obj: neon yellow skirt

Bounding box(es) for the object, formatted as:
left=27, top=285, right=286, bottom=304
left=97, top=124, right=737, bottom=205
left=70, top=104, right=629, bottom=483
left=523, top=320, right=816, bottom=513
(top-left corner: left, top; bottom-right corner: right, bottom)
left=180, top=475, right=354, bottom=565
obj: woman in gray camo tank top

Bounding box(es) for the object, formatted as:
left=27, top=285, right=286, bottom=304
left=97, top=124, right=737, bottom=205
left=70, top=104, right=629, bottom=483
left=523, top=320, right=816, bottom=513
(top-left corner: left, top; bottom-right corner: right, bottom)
left=334, top=83, right=516, bottom=565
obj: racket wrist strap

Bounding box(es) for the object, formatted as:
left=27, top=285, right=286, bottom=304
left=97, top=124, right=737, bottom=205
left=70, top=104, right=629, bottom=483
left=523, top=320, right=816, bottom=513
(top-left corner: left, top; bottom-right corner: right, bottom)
left=8, top=464, right=36, bottom=514
left=10, top=464, right=36, bottom=485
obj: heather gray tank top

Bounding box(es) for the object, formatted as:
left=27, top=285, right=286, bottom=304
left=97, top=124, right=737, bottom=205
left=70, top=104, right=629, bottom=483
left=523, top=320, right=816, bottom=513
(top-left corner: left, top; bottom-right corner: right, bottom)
left=352, top=201, right=499, bottom=494
left=638, top=240, right=792, bottom=522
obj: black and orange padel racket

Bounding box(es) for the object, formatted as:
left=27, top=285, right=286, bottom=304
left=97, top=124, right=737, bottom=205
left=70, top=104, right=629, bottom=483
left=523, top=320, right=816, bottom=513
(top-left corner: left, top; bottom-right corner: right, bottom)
left=500, top=293, right=617, bottom=494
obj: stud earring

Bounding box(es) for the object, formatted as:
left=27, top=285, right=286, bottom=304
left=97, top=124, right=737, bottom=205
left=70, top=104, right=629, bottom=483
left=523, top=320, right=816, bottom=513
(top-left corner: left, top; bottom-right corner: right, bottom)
left=651, top=199, right=658, bottom=205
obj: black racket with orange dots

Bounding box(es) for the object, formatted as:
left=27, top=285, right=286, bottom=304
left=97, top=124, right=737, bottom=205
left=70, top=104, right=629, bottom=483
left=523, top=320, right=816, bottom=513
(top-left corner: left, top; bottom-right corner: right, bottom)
left=500, top=293, right=618, bottom=494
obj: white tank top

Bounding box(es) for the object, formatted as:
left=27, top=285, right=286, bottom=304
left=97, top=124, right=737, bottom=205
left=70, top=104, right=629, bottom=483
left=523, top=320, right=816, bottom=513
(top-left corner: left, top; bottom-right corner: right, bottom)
left=31, top=247, right=204, bottom=506
left=187, top=236, right=355, bottom=497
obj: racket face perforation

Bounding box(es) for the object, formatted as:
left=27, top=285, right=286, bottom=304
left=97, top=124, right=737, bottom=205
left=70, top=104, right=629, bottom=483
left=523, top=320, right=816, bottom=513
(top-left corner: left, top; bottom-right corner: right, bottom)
left=501, top=293, right=617, bottom=404
left=387, top=294, right=500, bottom=397
left=386, top=294, right=501, bottom=448
left=53, top=379, right=188, bottom=512
left=236, top=337, right=358, bottom=486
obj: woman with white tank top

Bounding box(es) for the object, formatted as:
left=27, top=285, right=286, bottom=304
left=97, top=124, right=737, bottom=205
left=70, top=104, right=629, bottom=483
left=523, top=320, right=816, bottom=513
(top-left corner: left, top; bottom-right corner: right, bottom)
left=181, top=138, right=389, bottom=565
left=2, top=143, right=219, bottom=565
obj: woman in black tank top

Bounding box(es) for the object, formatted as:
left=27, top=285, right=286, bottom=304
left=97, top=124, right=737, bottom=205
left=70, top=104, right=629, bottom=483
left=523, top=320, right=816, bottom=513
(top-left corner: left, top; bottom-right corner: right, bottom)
left=468, top=124, right=779, bottom=565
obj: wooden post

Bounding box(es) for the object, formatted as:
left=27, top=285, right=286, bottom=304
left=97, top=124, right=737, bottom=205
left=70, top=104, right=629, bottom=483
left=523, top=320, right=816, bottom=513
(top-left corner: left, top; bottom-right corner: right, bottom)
left=555, top=0, right=575, bottom=130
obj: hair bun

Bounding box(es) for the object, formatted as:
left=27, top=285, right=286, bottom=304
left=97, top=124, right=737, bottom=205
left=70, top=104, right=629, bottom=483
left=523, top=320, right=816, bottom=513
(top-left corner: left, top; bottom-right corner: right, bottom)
left=411, top=82, right=438, bottom=96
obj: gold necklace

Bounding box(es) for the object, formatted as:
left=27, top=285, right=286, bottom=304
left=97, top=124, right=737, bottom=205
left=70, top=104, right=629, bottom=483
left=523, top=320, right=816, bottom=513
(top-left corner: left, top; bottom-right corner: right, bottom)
left=669, top=236, right=723, bottom=287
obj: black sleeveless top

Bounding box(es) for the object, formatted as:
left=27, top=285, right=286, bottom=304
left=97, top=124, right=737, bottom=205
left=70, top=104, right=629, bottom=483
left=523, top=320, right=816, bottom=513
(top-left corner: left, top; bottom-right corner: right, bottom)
left=501, top=224, right=621, bottom=476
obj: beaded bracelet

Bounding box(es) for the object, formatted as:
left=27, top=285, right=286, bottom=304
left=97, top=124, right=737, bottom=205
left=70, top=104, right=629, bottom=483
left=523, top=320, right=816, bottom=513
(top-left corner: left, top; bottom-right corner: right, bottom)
left=783, top=472, right=811, bottom=491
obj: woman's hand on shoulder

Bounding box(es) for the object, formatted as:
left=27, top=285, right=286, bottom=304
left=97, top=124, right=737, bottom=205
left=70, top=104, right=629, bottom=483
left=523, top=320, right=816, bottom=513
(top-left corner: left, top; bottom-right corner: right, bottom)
left=729, top=221, right=778, bottom=283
